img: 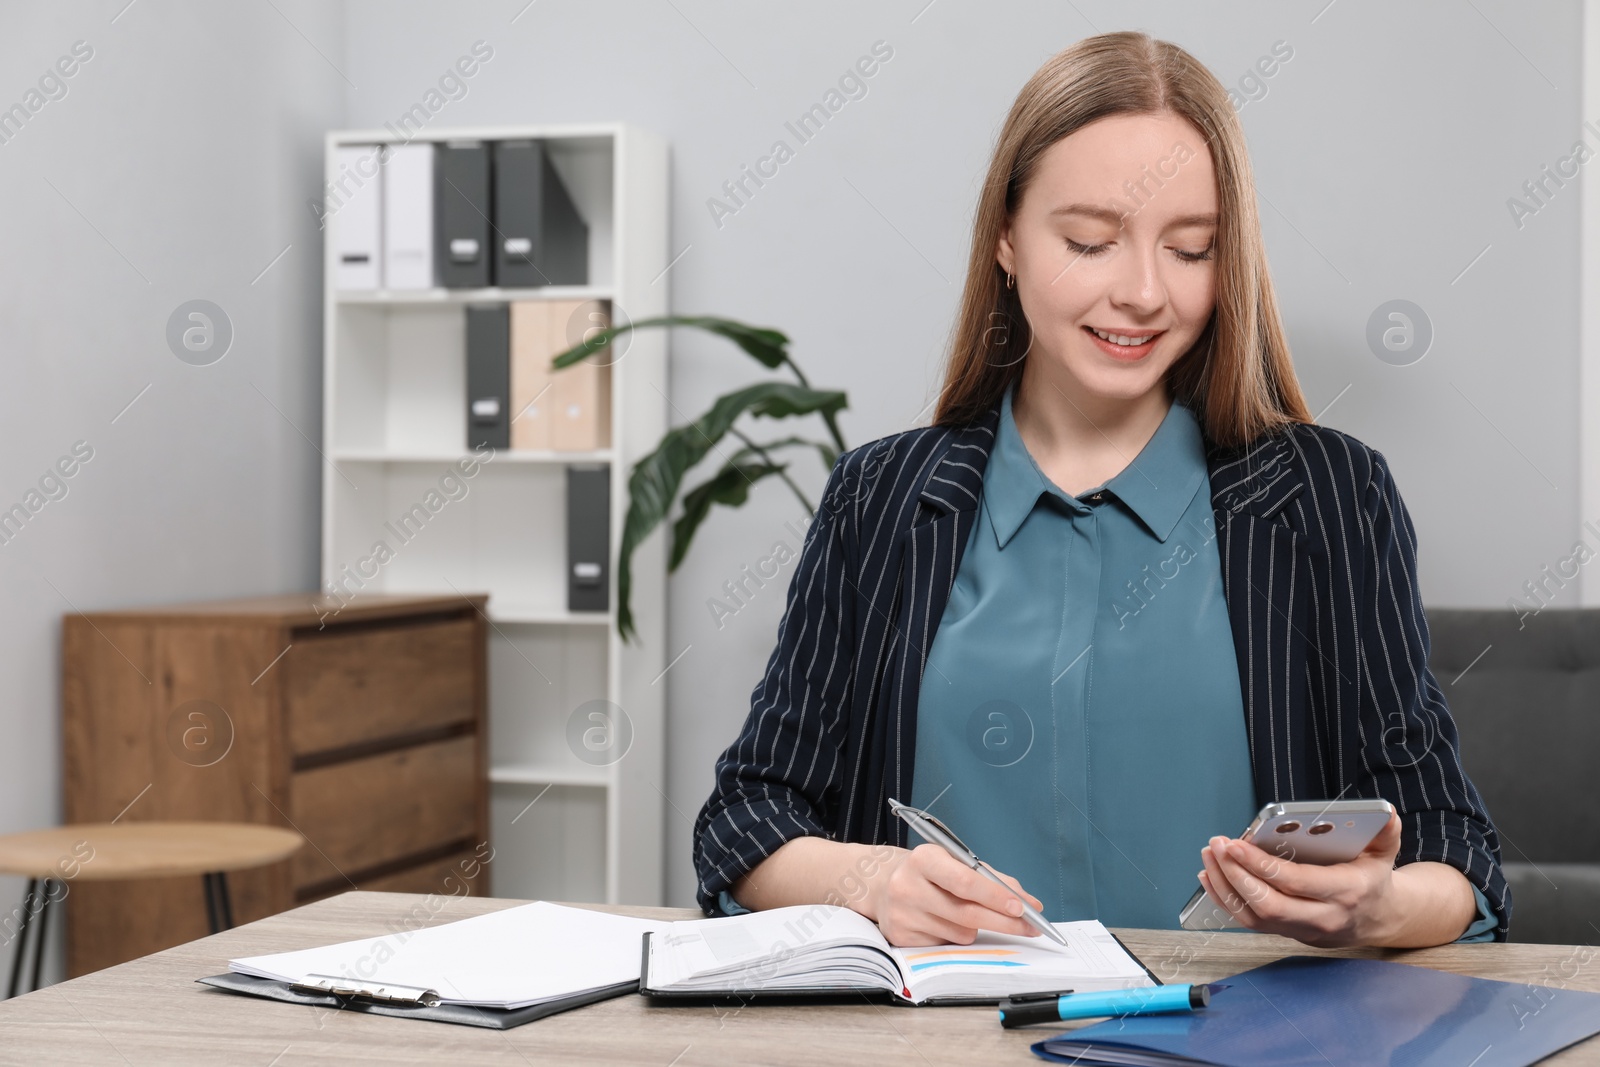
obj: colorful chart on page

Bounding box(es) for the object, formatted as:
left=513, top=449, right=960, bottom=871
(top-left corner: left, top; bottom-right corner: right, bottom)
left=900, top=948, right=1025, bottom=972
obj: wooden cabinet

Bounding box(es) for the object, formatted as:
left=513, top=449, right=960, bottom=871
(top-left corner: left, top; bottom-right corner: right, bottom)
left=61, top=593, right=489, bottom=978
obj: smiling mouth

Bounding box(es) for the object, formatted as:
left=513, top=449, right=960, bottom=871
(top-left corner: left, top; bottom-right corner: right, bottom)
left=1084, top=325, right=1162, bottom=347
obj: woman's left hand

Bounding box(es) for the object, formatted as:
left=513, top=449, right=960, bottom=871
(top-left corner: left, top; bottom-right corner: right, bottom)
left=1197, top=811, right=1404, bottom=948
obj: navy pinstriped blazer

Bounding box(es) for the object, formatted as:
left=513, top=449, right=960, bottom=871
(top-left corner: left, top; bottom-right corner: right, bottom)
left=692, top=400, right=1512, bottom=939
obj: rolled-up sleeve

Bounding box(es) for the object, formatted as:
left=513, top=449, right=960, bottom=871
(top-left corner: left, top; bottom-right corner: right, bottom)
left=692, top=452, right=861, bottom=914
left=1454, top=882, right=1498, bottom=943
left=1355, top=450, right=1512, bottom=940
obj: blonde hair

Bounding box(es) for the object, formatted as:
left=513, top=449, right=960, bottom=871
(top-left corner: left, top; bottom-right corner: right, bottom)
left=933, top=31, right=1312, bottom=449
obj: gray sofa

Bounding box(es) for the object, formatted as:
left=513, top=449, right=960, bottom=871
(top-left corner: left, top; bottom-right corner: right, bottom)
left=1427, top=607, right=1600, bottom=945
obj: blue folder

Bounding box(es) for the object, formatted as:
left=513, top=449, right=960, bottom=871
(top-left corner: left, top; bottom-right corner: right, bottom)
left=1033, top=955, right=1600, bottom=1066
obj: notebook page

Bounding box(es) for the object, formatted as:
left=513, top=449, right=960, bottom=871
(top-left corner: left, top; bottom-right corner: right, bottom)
left=230, top=901, right=663, bottom=1010
left=893, top=920, right=1153, bottom=1002
left=643, top=904, right=902, bottom=994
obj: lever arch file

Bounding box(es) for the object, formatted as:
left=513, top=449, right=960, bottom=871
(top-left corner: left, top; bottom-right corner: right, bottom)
left=509, top=300, right=555, bottom=450
left=466, top=304, right=511, bottom=450
left=333, top=144, right=384, bottom=289
left=510, top=299, right=611, bottom=451
left=548, top=299, right=612, bottom=452
left=567, top=464, right=610, bottom=611
left=436, top=140, right=492, bottom=289
left=383, top=142, right=435, bottom=290
left=493, top=139, right=588, bottom=288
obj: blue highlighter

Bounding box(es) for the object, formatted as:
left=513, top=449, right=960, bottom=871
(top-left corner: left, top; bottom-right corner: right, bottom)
left=999, top=983, right=1227, bottom=1029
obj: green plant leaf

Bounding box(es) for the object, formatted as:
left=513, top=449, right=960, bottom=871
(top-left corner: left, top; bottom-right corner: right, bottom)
left=551, top=315, right=791, bottom=371
left=671, top=462, right=787, bottom=571
left=615, top=381, right=847, bottom=642
left=726, top=435, right=839, bottom=472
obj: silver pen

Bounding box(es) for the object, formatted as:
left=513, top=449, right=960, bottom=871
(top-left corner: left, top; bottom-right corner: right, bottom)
left=887, top=798, right=1071, bottom=949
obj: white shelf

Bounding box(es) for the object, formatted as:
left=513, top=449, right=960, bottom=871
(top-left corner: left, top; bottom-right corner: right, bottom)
left=333, top=449, right=613, bottom=465
left=336, top=285, right=612, bottom=305
left=489, top=605, right=612, bottom=626
left=320, top=122, right=669, bottom=908
left=490, top=764, right=610, bottom=788
left=331, top=122, right=626, bottom=147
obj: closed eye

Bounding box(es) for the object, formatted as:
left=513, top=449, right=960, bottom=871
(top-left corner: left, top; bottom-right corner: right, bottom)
left=1065, top=237, right=1214, bottom=264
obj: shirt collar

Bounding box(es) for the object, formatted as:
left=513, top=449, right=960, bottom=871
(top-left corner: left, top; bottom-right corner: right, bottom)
left=984, top=382, right=1209, bottom=549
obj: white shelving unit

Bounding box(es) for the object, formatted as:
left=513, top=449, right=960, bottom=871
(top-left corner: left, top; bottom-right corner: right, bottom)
left=319, top=122, right=670, bottom=906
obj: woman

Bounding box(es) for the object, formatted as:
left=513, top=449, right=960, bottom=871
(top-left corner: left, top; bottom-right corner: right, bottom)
left=692, top=31, right=1509, bottom=948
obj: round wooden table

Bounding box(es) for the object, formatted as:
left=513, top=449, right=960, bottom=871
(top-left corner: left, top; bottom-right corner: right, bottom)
left=0, top=822, right=303, bottom=998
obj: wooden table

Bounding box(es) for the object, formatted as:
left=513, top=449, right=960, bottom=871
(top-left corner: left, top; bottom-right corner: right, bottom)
left=1, top=891, right=1597, bottom=1065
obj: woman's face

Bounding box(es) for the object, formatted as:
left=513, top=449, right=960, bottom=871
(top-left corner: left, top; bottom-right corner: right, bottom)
left=997, top=111, right=1219, bottom=405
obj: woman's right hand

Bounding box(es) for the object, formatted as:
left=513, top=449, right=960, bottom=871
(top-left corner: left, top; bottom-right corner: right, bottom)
left=866, top=843, right=1046, bottom=946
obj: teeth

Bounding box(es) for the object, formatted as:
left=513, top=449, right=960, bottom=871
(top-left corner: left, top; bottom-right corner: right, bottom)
left=1091, top=327, right=1155, bottom=346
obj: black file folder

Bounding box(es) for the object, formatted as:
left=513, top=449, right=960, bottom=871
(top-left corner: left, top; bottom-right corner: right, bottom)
left=466, top=304, right=510, bottom=450
left=493, top=140, right=588, bottom=288
left=1031, top=955, right=1600, bottom=1067
left=435, top=141, right=492, bottom=289
left=567, top=464, right=609, bottom=611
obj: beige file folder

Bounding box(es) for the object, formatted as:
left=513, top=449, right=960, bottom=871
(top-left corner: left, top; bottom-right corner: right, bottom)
left=509, top=299, right=612, bottom=452
left=509, top=300, right=555, bottom=450
left=547, top=299, right=612, bottom=452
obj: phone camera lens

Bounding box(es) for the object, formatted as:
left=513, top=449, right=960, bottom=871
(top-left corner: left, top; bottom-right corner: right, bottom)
left=1308, top=822, right=1335, bottom=836
left=1274, top=821, right=1301, bottom=834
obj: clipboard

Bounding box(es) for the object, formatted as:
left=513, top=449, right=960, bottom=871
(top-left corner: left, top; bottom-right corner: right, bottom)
left=204, top=900, right=663, bottom=1029
left=196, top=971, right=638, bottom=1030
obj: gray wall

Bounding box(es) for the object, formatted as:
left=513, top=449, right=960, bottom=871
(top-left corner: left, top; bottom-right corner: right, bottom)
left=0, top=0, right=342, bottom=985
left=0, top=2, right=1584, bottom=993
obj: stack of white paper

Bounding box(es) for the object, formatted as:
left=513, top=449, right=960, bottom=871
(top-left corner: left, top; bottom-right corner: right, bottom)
left=230, top=901, right=664, bottom=1010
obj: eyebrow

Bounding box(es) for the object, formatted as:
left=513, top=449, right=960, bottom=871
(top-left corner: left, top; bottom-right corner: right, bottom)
left=1047, top=203, right=1219, bottom=229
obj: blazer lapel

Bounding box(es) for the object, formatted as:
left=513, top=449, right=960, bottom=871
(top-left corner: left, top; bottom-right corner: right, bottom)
left=1204, top=430, right=1315, bottom=806
left=866, top=411, right=996, bottom=846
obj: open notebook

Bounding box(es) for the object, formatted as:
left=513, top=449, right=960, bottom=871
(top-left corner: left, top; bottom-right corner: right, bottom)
left=640, top=904, right=1156, bottom=1005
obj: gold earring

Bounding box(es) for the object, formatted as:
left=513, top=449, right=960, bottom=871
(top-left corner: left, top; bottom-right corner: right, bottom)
left=1005, top=271, right=1015, bottom=290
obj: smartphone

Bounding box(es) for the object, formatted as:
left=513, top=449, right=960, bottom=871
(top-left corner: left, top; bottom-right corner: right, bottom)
left=1178, top=798, right=1395, bottom=931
